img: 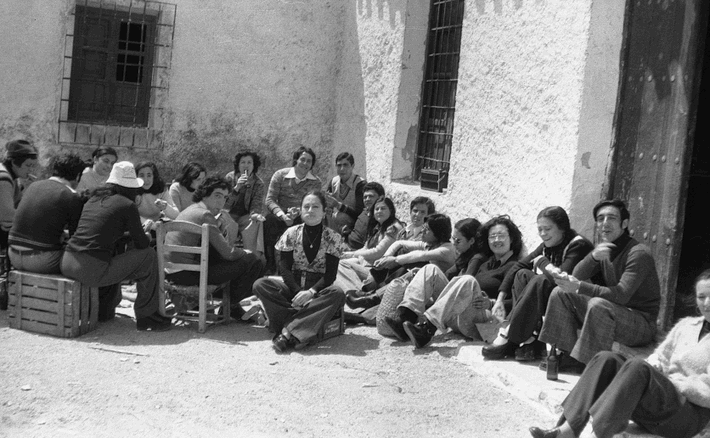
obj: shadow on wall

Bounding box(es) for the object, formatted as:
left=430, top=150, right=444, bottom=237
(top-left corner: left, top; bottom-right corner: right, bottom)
left=474, top=0, right=532, bottom=15
left=358, top=0, right=409, bottom=29
left=158, top=111, right=288, bottom=183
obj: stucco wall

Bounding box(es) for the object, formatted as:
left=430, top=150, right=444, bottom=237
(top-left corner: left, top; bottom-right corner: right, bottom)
left=569, top=0, right=625, bottom=239
left=162, top=0, right=345, bottom=182
left=355, top=0, right=622, bottom=249
left=0, top=1, right=69, bottom=166
left=0, top=0, right=346, bottom=183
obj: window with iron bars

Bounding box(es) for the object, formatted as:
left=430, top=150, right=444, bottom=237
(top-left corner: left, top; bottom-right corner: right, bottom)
left=59, top=1, right=176, bottom=148
left=415, top=0, right=465, bottom=192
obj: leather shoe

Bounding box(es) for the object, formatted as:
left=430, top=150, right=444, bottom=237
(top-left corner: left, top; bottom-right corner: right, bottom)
left=482, top=341, right=515, bottom=360
left=403, top=319, right=436, bottom=348
left=345, top=291, right=381, bottom=309
left=382, top=316, right=408, bottom=341
left=515, top=340, right=547, bottom=361
left=136, top=313, right=172, bottom=331
left=539, top=352, right=585, bottom=374
left=529, top=426, right=560, bottom=438
left=272, top=334, right=296, bottom=353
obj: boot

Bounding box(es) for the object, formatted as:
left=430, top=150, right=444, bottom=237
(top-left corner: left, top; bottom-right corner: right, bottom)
left=382, top=315, right=408, bottom=341
left=345, top=291, right=381, bottom=309
left=403, top=319, right=437, bottom=348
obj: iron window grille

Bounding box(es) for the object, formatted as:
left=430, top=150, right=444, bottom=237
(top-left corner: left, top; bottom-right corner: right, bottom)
left=415, top=0, right=465, bottom=191
left=59, top=0, right=176, bottom=149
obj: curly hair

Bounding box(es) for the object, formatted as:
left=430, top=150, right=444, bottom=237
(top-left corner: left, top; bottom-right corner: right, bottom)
left=135, top=161, right=166, bottom=195
left=478, top=215, right=523, bottom=258
left=192, top=175, right=231, bottom=203
left=233, top=150, right=262, bottom=175
left=50, top=153, right=86, bottom=181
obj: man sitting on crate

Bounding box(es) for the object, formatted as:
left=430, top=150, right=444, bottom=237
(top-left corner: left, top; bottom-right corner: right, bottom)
left=8, top=153, right=86, bottom=274
left=165, top=175, right=264, bottom=318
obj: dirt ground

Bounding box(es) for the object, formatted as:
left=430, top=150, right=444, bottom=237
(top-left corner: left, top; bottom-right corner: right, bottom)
left=0, top=294, right=552, bottom=438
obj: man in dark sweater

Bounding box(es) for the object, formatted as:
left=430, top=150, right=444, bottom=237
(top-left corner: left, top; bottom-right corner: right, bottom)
left=344, top=181, right=384, bottom=250
left=165, top=176, right=264, bottom=318
left=538, top=199, right=660, bottom=371
left=8, top=153, right=85, bottom=274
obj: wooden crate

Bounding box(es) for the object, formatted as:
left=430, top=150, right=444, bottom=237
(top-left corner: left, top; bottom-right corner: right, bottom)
left=316, top=306, right=345, bottom=342
left=8, top=271, right=99, bottom=338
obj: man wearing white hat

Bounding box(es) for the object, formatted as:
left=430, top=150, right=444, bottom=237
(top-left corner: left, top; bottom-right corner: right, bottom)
left=61, top=161, right=171, bottom=331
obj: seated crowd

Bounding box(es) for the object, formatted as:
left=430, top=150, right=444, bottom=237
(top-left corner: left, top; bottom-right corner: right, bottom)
left=1, top=139, right=708, bottom=438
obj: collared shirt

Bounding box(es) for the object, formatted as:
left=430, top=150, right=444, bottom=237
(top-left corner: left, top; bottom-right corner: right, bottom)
left=48, top=176, right=77, bottom=192
left=285, top=167, right=318, bottom=184
left=487, top=250, right=514, bottom=269
left=700, top=319, right=710, bottom=341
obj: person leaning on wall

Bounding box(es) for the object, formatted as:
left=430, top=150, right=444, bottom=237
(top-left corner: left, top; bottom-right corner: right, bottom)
left=324, top=152, right=365, bottom=236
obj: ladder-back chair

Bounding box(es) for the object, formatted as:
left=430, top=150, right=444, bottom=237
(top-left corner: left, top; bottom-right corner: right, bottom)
left=156, top=220, right=231, bottom=333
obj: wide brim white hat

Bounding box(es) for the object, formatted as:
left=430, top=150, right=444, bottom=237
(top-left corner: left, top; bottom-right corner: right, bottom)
left=106, top=161, right=144, bottom=189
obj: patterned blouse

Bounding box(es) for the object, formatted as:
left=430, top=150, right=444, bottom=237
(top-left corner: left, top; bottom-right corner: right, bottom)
left=276, top=224, right=347, bottom=277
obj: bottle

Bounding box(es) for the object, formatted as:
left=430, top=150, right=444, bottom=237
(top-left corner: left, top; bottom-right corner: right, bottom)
left=546, top=344, right=559, bottom=381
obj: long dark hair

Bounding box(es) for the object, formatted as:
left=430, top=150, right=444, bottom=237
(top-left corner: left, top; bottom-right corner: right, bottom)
left=537, top=206, right=576, bottom=243
left=478, top=215, right=523, bottom=259
left=366, top=196, right=397, bottom=240
left=176, top=162, right=206, bottom=192
left=455, top=218, right=482, bottom=271
left=91, top=183, right=139, bottom=202
left=135, top=161, right=166, bottom=195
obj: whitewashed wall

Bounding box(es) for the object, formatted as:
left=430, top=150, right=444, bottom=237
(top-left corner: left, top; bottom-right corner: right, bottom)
left=346, top=0, right=624, bottom=248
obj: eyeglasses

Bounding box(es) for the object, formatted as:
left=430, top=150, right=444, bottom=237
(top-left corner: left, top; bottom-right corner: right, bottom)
left=488, top=233, right=510, bottom=241
left=422, top=224, right=430, bottom=232
left=451, top=237, right=462, bottom=244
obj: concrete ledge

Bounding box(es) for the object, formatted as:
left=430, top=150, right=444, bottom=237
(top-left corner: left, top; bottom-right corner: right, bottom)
left=455, top=323, right=710, bottom=438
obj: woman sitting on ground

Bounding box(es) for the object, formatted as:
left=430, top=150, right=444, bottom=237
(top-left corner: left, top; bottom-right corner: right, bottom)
left=334, top=197, right=403, bottom=293
left=381, top=218, right=482, bottom=340
left=529, top=269, right=710, bottom=438
left=61, top=162, right=171, bottom=331
left=76, top=146, right=117, bottom=194
left=224, top=150, right=266, bottom=256
left=135, top=161, right=179, bottom=232
left=482, top=206, right=593, bottom=361
left=345, top=213, right=456, bottom=310
left=252, top=190, right=346, bottom=353
left=169, top=162, right=206, bottom=212
left=342, top=196, right=403, bottom=264
left=401, top=215, right=524, bottom=348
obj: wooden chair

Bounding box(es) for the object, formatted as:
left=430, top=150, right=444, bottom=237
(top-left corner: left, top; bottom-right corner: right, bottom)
left=156, top=220, right=230, bottom=333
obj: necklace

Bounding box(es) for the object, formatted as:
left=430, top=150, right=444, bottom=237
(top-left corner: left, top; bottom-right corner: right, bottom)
left=303, top=225, right=322, bottom=249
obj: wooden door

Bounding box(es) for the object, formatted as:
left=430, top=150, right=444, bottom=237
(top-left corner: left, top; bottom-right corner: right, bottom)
left=608, top=0, right=707, bottom=329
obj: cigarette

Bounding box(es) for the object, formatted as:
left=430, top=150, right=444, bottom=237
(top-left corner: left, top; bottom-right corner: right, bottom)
left=27, top=174, right=37, bottom=181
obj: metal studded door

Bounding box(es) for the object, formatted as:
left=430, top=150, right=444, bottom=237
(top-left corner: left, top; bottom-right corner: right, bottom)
left=608, top=0, right=706, bottom=329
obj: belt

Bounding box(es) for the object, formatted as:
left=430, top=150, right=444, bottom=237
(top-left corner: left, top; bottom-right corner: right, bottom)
left=9, top=247, right=47, bottom=256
